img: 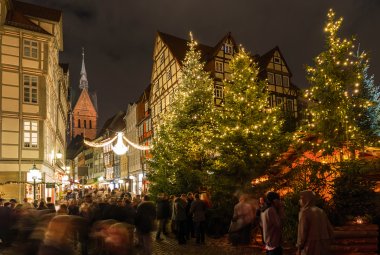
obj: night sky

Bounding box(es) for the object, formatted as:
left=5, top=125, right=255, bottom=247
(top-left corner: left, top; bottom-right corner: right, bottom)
left=24, top=0, right=380, bottom=128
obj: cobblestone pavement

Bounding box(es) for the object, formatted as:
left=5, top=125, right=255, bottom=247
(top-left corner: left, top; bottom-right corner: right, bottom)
left=147, top=232, right=265, bottom=255
left=1, top=232, right=295, bottom=255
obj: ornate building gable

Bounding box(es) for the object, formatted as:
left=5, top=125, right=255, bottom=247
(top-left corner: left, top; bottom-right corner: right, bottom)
left=205, top=32, right=238, bottom=105
left=256, top=46, right=299, bottom=118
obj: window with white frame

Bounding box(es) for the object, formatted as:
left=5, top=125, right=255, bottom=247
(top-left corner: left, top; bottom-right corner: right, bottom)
left=215, top=61, right=223, bottom=72
left=23, top=75, right=38, bottom=103
left=274, top=57, right=281, bottom=64
left=267, top=72, right=274, bottom=84
left=214, top=85, right=223, bottom=99
left=23, top=39, right=38, bottom=59
left=283, top=76, right=290, bottom=87
left=23, top=120, right=38, bottom=148
left=275, top=74, right=282, bottom=86
left=224, top=44, right=233, bottom=54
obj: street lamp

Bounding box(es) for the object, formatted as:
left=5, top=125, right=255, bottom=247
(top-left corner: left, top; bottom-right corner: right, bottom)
left=28, top=164, right=41, bottom=201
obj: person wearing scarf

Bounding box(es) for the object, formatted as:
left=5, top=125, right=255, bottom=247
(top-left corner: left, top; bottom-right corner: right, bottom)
left=297, top=190, right=334, bottom=255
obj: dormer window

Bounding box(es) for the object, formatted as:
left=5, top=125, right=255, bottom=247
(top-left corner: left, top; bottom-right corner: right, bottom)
left=274, top=57, right=281, bottom=64
left=224, top=44, right=233, bottom=54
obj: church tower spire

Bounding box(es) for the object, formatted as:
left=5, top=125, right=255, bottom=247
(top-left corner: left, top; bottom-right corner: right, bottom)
left=79, top=47, right=88, bottom=90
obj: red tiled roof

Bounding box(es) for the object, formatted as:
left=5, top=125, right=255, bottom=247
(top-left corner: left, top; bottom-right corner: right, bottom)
left=5, top=0, right=62, bottom=35
left=12, top=0, right=61, bottom=22
left=157, top=31, right=214, bottom=64
left=5, top=10, right=50, bottom=34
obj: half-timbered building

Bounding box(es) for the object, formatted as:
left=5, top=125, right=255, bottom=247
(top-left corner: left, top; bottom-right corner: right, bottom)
left=149, top=31, right=299, bottom=132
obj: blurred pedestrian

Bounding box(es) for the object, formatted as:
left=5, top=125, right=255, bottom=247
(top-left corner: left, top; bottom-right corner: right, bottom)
left=37, top=200, right=48, bottom=210
left=296, top=190, right=334, bottom=255
left=261, top=191, right=283, bottom=255
left=175, top=194, right=188, bottom=245
left=186, top=192, right=195, bottom=240
left=155, top=193, right=170, bottom=241
left=135, top=195, right=156, bottom=255
left=169, top=195, right=177, bottom=234
left=190, top=193, right=208, bottom=244
left=228, top=194, right=254, bottom=246
left=104, top=222, right=135, bottom=255
left=38, top=215, right=75, bottom=255
left=0, top=198, right=12, bottom=246
left=252, top=196, right=265, bottom=245
left=46, top=197, right=55, bottom=210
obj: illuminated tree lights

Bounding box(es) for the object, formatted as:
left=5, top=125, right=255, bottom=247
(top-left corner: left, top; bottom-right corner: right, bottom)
left=148, top=32, right=217, bottom=195
left=215, top=47, right=286, bottom=188
left=298, top=9, right=378, bottom=154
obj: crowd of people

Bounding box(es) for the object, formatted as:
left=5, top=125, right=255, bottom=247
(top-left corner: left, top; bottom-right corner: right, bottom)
left=0, top=189, right=211, bottom=255
left=0, top=189, right=334, bottom=255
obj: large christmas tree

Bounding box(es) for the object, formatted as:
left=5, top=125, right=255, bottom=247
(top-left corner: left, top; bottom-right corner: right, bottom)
left=148, top=33, right=217, bottom=196
left=300, top=9, right=371, bottom=154
left=211, top=48, right=286, bottom=193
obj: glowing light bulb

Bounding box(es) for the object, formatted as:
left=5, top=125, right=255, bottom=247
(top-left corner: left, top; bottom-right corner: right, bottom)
left=112, top=132, right=129, bottom=155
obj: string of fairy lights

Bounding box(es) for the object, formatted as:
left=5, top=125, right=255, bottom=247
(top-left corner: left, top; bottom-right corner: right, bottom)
left=84, top=131, right=151, bottom=155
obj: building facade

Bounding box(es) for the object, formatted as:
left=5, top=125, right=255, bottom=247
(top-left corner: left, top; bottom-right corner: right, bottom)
left=136, top=84, right=152, bottom=194
left=125, top=103, right=143, bottom=194
left=149, top=31, right=299, bottom=131
left=0, top=0, right=69, bottom=201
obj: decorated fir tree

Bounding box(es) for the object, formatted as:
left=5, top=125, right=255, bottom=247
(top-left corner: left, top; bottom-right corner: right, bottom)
left=211, top=48, right=286, bottom=192
left=148, top=33, right=217, bottom=196
left=300, top=9, right=372, bottom=154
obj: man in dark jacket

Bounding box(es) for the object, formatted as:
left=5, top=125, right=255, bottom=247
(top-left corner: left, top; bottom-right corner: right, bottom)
left=174, top=194, right=188, bottom=244
left=135, top=195, right=156, bottom=255
left=155, top=193, right=170, bottom=241
left=189, top=193, right=207, bottom=244
left=186, top=192, right=195, bottom=239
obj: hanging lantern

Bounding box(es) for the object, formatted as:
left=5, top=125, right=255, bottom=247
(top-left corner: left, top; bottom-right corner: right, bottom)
left=112, top=132, right=129, bottom=155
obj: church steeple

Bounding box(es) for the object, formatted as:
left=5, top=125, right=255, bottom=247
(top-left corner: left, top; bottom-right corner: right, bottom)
left=79, top=47, right=88, bottom=90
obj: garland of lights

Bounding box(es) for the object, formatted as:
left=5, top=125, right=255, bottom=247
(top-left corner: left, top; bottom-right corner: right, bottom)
left=84, top=132, right=152, bottom=155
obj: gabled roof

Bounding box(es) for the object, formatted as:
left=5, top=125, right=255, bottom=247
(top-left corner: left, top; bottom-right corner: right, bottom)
left=97, top=110, right=126, bottom=138
left=12, top=0, right=61, bottom=22
left=5, top=0, right=61, bottom=35
left=207, top=32, right=238, bottom=59
left=157, top=31, right=214, bottom=64
left=73, top=89, right=98, bottom=117
left=5, top=9, right=50, bottom=34
left=256, top=46, right=293, bottom=77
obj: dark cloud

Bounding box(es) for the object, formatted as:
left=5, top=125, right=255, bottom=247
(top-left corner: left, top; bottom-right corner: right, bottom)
left=23, top=0, right=380, bottom=129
